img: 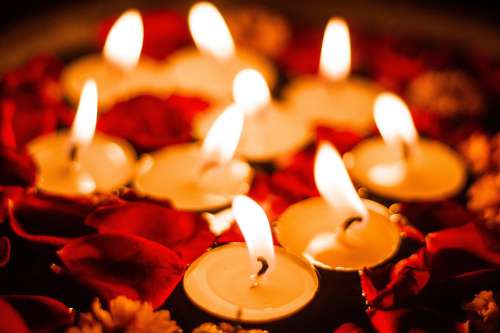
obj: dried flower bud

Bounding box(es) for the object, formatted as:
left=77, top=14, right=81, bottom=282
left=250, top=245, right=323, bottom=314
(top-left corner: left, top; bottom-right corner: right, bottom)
left=66, top=296, right=181, bottom=333
left=464, top=290, right=500, bottom=333
left=460, top=133, right=500, bottom=175
left=224, top=6, right=291, bottom=58
left=467, top=173, right=500, bottom=235
left=406, top=70, right=485, bottom=118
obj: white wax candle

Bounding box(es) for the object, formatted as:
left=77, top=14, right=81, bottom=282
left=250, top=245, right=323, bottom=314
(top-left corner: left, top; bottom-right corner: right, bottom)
left=194, top=102, right=311, bottom=162
left=275, top=198, right=401, bottom=271
left=284, top=77, right=381, bottom=133
left=347, top=137, right=466, bottom=201
left=133, top=143, right=253, bottom=211
left=28, top=131, right=136, bottom=196
left=163, top=47, right=276, bottom=102
left=183, top=243, right=318, bottom=322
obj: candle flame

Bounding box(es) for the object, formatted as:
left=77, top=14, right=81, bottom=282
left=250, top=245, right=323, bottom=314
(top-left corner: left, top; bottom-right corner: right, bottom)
left=103, top=9, right=144, bottom=71
left=71, top=79, right=98, bottom=147
left=232, top=195, right=275, bottom=275
left=202, top=104, right=244, bottom=165
left=232, top=69, right=271, bottom=116
left=319, top=17, right=351, bottom=82
left=314, top=142, right=368, bottom=223
left=188, top=2, right=235, bottom=61
left=374, top=92, right=419, bottom=157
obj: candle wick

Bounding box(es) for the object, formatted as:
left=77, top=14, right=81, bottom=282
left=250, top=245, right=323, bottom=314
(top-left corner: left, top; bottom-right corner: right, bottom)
left=402, top=140, right=411, bottom=162
left=250, top=256, right=269, bottom=289
left=68, top=144, right=80, bottom=163
left=342, top=215, right=363, bottom=232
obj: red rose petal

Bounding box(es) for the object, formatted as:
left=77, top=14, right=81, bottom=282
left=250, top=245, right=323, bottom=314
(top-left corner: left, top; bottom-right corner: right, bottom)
left=98, top=10, right=191, bottom=60
left=97, top=94, right=209, bottom=153
left=0, top=236, right=10, bottom=267
left=0, top=298, right=30, bottom=333
left=333, top=323, right=365, bottom=333
left=2, top=295, right=73, bottom=333
left=58, top=232, right=185, bottom=308
left=0, top=146, right=36, bottom=187
left=86, top=202, right=215, bottom=263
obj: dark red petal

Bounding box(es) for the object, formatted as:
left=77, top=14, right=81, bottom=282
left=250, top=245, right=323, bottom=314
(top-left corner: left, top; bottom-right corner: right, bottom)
left=97, top=94, right=209, bottom=153
left=2, top=295, right=73, bottom=333
left=58, top=232, right=185, bottom=308
left=333, top=323, right=366, bottom=333
left=315, top=126, right=364, bottom=154
left=0, top=298, right=31, bottom=333
left=0, top=236, right=11, bottom=267
left=0, top=146, right=36, bottom=187
left=86, top=202, right=215, bottom=263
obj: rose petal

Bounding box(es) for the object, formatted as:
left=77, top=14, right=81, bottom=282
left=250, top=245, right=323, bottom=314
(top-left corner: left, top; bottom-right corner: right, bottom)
left=333, top=323, right=366, bottom=333
left=0, top=298, right=31, bottom=333
left=2, top=295, right=73, bottom=333
left=98, top=10, right=191, bottom=60
left=0, top=147, right=36, bottom=187
left=0, top=236, right=10, bottom=267
left=97, top=94, right=209, bottom=153
left=58, top=232, right=185, bottom=308
left=86, top=202, right=215, bottom=263
left=4, top=187, right=119, bottom=246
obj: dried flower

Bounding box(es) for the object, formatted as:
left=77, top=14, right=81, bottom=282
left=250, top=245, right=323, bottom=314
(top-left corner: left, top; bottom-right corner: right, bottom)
left=192, top=322, right=268, bottom=333
left=464, top=290, right=500, bottom=333
left=67, top=296, right=181, bottom=333
left=224, top=6, right=291, bottom=59
left=406, top=70, right=485, bottom=118
left=467, top=173, right=500, bottom=235
left=460, top=133, right=500, bottom=175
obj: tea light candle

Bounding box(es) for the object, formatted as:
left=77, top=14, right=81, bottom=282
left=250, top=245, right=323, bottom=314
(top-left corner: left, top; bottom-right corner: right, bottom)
left=61, top=10, right=168, bottom=110
left=27, top=80, right=136, bottom=196
left=133, top=104, right=253, bottom=211
left=275, top=142, right=401, bottom=271
left=284, top=18, right=380, bottom=134
left=163, top=2, right=277, bottom=101
left=184, top=195, right=318, bottom=322
left=194, top=69, right=311, bottom=162
left=348, top=93, right=467, bottom=201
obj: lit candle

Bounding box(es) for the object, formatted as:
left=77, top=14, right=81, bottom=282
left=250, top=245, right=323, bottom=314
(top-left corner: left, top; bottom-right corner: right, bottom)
left=347, top=92, right=467, bottom=201
left=275, top=142, right=401, bottom=270
left=61, top=10, right=168, bottom=110
left=133, top=104, right=253, bottom=211
left=194, top=69, right=311, bottom=162
left=184, top=195, right=318, bottom=322
left=27, top=80, right=136, bottom=196
left=162, top=2, right=277, bottom=101
left=284, top=18, right=381, bottom=133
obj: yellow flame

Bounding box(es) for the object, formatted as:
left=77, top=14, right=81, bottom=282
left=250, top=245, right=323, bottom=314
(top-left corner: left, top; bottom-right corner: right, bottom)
left=103, top=9, right=144, bottom=71
left=71, top=79, right=98, bottom=147
left=188, top=2, right=235, bottom=61
left=314, top=142, right=368, bottom=223
left=232, top=195, right=275, bottom=275
left=319, top=17, right=351, bottom=82
left=374, top=93, right=419, bottom=157
left=232, top=69, right=271, bottom=116
left=202, top=104, right=244, bottom=165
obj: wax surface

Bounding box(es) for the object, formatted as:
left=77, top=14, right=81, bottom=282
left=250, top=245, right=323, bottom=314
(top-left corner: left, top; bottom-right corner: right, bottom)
left=348, top=138, right=467, bottom=201
left=194, top=103, right=311, bottom=162
left=284, top=76, right=381, bottom=133
left=163, top=48, right=276, bottom=101
left=27, top=131, right=136, bottom=196
left=134, top=143, right=253, bottom=211
left=275, top=198, right=400, bottom=270
left=61, top=55, right=169, bottom=109
left=183, top=243, right=318, bottom=322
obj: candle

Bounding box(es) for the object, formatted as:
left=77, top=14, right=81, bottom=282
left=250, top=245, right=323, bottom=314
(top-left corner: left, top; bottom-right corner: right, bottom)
left=194, top=69, right=311, bottom=162
left=133, top=104, right=253, bottom=211
left=61, top=10, right=168, bottom=110
left=184, top=195, right=318, bottom=322
left=347, top=92, right=467, bottom=201
left=275, top=142, right=401, bottom=270
left=162, top=2, right=277, bottom=101
left=27, top=80, right=136, bottom=196
left=284, top=18, right=381, bottom=133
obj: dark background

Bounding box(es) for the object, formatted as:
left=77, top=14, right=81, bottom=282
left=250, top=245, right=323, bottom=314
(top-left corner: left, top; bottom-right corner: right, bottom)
left=1, top=0, right=499, bottom=29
